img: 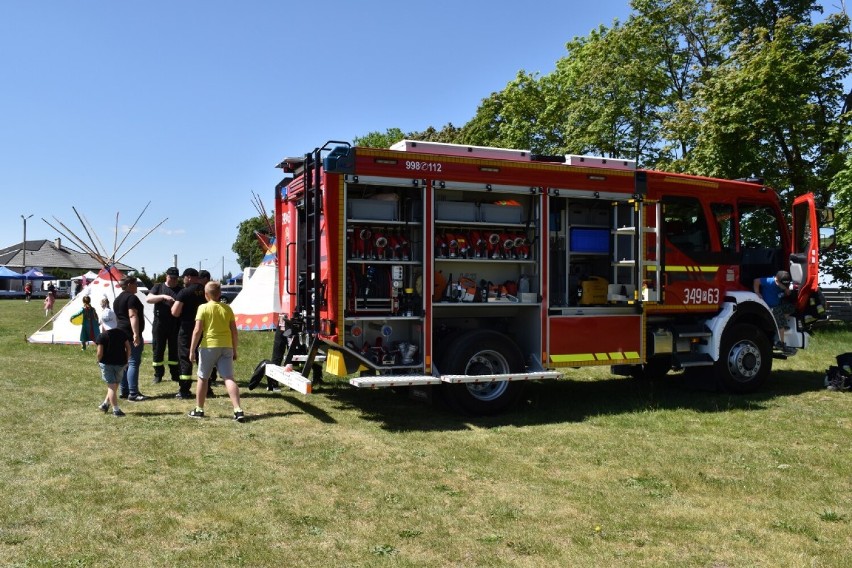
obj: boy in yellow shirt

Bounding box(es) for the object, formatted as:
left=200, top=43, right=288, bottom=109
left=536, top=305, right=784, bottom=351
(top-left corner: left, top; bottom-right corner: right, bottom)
left=188, top=281, right=245, bottom=421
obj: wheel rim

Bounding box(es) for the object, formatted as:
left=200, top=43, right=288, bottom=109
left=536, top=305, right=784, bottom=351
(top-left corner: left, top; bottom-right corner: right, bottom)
left=726, top=340, right=762, bottom=382
left=464, top=350, right=511, bottom=402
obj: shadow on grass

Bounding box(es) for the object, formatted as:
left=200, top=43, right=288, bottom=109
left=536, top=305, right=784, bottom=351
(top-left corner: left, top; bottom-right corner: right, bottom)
left=311, top=368, right=827, bottom=432
left=243, top=410, right=303, bottom=423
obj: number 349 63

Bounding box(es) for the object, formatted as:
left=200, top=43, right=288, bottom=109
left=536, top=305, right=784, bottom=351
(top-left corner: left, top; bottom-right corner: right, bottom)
left=683, top=287, right=720, bottom=304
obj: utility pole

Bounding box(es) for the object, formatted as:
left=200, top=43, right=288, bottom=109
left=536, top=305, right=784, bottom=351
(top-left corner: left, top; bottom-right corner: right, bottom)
left=21, top=214, right=33, bottom=283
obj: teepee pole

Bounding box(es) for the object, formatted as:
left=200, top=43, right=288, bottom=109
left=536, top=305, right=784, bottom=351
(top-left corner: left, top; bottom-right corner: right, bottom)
left=79, top=211, right=110, bottom=265
left=43, top=217, right=107, bottom=266
left=112, top=212, right=119, bottom=262
left=112, top=201, right=151, bottom=258
left=114, top=217, right=168, bottom=264
left=72, top=207, right=106, bottom=263
left=252, top=191, right=274, bottom=234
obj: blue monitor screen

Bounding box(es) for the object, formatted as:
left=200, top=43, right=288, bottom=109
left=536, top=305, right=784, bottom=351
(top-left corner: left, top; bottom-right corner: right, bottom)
left=569, top=227, right=609, bottom=253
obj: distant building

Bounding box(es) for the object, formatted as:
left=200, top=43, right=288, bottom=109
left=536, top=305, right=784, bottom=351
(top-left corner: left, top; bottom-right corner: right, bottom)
left=0, top=238, right=135, bottom=295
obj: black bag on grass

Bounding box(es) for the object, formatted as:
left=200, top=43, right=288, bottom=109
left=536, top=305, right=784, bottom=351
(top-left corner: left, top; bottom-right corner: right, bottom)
left=824, top=353, right=852, bottom=391
left=248, top=359, right=270, bottom=390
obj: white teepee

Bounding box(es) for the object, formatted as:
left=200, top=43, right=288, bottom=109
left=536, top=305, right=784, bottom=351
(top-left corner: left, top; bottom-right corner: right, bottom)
left=232, top=264, right=279, bottom=331
left=28, top=266, right=155, bottom=344
left=231, top=233, right=279, bottom=331
left=29, top=203, right=166, bottom=345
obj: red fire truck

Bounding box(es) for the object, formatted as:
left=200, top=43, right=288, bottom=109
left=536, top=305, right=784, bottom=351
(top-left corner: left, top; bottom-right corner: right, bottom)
left=265, top=140, right=827, bottom=414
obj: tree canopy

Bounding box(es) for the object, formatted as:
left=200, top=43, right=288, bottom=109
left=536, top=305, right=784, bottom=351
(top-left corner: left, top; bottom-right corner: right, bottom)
left=352, top=0, right=852, bottom=284
left=232, top=215, right=272, bottom=270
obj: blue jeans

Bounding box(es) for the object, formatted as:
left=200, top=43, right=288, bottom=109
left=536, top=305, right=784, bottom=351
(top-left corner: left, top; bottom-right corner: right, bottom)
left=120, top=343, right=145, bottom=396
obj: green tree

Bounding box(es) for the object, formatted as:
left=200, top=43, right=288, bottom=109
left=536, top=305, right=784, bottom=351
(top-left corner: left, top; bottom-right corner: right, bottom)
left=689, top=9, right=851, bottom=203
left=414, top=123, right=463, bottom=143
left=232, top=216, right=271, bottom=269
left=353, top=128, right=407, bottom=148
left=460, top=71, right=552, bottom=152
left=351, top=0, right=852, bottom=282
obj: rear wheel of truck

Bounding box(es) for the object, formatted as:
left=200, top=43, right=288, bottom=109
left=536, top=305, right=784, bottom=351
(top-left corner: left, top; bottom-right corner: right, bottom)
left=716, top=323, right=772, bottom=393
left=439, top=330, right=526, bottom=415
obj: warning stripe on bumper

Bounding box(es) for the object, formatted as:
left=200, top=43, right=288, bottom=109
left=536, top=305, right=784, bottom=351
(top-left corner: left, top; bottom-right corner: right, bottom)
left=551, top=352, right=641, bottom=364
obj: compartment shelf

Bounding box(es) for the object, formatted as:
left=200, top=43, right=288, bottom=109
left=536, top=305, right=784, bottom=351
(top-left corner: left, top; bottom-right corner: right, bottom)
left=435, top=258, right=537, bottom=264
left=435, top=220, right=527, bottom=229
left=433, top=301, right=539, bottom=307
left=345, top=315, right=422, bottom=322
left=347, top=260, right=421, bottom=265
left=348, top=219, right=422, bottom=226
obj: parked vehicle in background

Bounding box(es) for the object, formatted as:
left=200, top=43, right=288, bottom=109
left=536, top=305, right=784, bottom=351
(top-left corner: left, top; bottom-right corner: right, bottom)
left=42, top=279, right=73, bottom=298
left=219, top=285, right=242, bottom=304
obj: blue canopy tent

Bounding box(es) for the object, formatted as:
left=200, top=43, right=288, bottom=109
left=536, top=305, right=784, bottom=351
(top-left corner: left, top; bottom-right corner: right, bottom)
left=228, top=272, right=243, bottom=284
left=22, top=268, right=55, bottom=280
left=0, top=265, right=23, bottom=279
left=0, top=265, right=24, bottom=294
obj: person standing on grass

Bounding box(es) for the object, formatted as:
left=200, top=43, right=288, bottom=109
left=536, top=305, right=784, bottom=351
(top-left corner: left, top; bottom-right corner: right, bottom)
left=197, top=269, right=218, bottom=397
left=43, top=289, right=55, bottom=317
left=24, top=281, right=32, bottom=302
left=71, top=295, right=100, bottom=350
left=96, top=312, right=131, bottom=417
left=114, top=276, right=147, bottom=402
left=99, top=297, right=117, bottom=333
left=171, top=268, right=205, bottom=399
left=146, top=266, right=183, bottom=384
left=188, top=280, right=245, bottom=422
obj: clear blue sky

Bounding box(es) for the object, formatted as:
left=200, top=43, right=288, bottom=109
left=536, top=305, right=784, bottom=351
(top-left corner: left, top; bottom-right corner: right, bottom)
left=0, top=0, right=631, bottom=278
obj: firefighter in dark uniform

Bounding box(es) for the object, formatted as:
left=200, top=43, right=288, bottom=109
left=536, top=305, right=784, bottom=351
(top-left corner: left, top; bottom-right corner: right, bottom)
left=170, top=268, right=206, bottom=399
left=146, top=266, right=183, bottom=384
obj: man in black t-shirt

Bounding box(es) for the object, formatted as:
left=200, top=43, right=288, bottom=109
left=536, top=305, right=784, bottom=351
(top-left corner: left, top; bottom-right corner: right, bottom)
left=171, top=268, right=206, bottom=399
left=114, top=276, right=147, bottom=402
left=146, top=267, right=183, bottom=384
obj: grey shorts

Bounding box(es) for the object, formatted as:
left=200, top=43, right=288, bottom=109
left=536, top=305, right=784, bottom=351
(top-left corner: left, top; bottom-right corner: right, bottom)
left=198, top=347, right=234, bottom=380
left=771, top=303, right=795, bottom=330
left=99, top=362, right=125, bottom=384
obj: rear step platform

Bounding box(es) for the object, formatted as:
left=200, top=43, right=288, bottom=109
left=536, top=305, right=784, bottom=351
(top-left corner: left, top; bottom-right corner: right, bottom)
left=351, top=370, right=561, bottom=389
left=350, top=376, right=442, bottom=389
left=265, top=364, right=314, bottom=395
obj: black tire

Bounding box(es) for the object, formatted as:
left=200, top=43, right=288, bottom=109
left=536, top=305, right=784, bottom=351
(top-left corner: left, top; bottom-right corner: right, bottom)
left=715, top=323, right=772, bottom=393
left=439, top=330, right=526, bottom=415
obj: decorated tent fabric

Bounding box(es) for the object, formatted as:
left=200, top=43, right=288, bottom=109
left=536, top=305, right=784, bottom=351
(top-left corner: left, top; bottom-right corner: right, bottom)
left=28, top=267, right=155, bottom=344
left=230, top=263, right=279, bottom=331
left=231, top=234, right=279, bottom=331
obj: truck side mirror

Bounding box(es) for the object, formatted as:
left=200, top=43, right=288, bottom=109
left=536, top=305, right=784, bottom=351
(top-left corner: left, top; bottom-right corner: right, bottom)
left=819, top=227, right=836, bottom=251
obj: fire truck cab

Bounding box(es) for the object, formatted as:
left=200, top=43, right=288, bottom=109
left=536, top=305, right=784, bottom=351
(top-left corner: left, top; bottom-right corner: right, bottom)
left=266, top=140, right=826, bottom=414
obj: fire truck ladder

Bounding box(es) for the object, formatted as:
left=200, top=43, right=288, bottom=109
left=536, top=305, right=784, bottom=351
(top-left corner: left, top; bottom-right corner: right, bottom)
left=642, top=200, right=662, bottom=303
left=610, top=198, right=662, bottom=304
left=284, top=142, right=351, bottom=389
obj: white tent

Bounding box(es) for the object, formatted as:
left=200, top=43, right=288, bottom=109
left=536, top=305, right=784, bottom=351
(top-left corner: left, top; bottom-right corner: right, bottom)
left=230, top=229, right=279, bottom=331
left=28, top=266, right=154, bottom=344
left=231, top=263, right=279, bottom=331
left=71, top=271, right=99, bottom=282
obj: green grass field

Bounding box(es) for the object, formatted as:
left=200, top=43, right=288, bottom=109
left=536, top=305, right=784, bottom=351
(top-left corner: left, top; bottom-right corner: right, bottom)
left=1, top=299, right=850, bottom=567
